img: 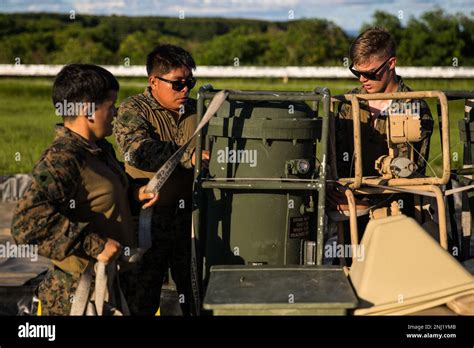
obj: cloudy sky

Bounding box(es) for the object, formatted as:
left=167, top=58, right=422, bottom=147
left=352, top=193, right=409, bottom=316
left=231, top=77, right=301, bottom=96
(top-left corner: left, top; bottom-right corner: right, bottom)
left=1, top=0, right=472, bottom=33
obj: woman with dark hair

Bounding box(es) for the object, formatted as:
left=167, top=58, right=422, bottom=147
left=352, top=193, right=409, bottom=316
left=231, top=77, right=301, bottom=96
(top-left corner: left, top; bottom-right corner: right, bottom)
left=11, top=64, right=158, bottom=315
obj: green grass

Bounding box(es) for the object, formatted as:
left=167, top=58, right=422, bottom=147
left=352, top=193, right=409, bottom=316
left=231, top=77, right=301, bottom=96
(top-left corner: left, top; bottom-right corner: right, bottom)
left=0, top=76, right=472, bottom=175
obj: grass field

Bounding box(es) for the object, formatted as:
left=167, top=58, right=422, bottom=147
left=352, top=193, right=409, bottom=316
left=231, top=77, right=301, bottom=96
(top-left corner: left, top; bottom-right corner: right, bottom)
left=0, top=76, right=472, bottom=176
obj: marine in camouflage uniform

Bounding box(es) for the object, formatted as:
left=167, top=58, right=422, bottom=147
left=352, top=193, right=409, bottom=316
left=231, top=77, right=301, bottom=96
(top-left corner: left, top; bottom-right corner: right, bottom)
left=114, top=86, right=196, bottom=315
left=335, top=76, right=434, bottom=178
left=11, top=125, right=138, bottom=315
left=333, top=76, right=434, bottom=246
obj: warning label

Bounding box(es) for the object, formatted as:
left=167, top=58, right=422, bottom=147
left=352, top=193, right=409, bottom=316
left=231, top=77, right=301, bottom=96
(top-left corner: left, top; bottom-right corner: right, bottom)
left=289, top=215, right=310, bottom=238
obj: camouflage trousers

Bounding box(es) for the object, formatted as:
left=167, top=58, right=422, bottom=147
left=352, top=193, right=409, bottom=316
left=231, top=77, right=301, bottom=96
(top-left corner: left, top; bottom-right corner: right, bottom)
left=37, top=267, right=80, bottom=316
left=37, top=265, right=131, bottom=316
left=121, top=205, right=192, bottom=316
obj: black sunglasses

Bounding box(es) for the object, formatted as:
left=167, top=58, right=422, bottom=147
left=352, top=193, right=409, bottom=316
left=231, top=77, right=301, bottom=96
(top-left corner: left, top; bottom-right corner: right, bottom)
left=349, top=56, right=392, bottom=80
left=155, top=76, right=197, bottom=91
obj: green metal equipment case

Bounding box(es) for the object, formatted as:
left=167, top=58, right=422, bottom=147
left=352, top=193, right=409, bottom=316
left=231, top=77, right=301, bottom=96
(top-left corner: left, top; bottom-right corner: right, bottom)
left=203, top=265, right=358, bottom=315
left=193, top=87, right=331, bottom=283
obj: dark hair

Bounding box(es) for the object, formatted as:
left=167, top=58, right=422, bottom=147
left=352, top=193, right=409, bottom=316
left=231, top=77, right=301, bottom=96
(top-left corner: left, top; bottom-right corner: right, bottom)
left=52, top=64, right=119, bottom=115
left=146, top=44, right=196, bottom=76
left=350, top=27, right=396, bottom=65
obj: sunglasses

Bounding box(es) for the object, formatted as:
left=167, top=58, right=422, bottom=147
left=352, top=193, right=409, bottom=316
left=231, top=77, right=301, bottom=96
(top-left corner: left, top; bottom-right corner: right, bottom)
left=349, top=56, right=392, bottom=80
left=155, top=76, right=197, bottom=91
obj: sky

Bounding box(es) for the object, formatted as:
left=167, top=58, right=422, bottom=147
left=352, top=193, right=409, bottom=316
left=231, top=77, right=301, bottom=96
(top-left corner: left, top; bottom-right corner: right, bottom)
left=1, top=0, right=473, bottom=33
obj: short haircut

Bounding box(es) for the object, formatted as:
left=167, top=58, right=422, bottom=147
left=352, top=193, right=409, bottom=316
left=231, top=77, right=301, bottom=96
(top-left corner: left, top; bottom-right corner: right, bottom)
left=146, top=44, right=196, bottom=77
left=52, top=64, right=119, bottom=116
left=350, top=27, right=396, bottom=65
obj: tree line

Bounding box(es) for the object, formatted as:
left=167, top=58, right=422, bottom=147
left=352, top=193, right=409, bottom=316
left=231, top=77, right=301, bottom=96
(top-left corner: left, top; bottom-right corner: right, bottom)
left=0, top=9, right=472, bottom=67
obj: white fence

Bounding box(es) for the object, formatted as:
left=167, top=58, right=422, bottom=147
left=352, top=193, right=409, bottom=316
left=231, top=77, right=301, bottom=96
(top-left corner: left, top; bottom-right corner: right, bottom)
left=1, top=64, right=473, bottom=78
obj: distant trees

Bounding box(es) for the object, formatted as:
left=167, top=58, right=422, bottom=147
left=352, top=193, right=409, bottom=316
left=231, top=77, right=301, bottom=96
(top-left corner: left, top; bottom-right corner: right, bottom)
left=0, top=10, right=472, bottom=66
left=195, top=27, right=273, bottom=65
left=362, top=9, right=474, bottom=66
left=284, top=20, right=349, bottom=65
left=118, top=30, right=161, bottom=66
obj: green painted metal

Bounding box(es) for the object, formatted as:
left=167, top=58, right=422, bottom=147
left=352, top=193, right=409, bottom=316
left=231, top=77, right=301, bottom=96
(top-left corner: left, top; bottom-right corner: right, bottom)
left=442, top=90, right=474, bottom=166
left=206, top=98, right=317, bottom=270
left=203, top=265, right=358, bottom=316
left=193, top=87, right=330, bottom=283
left=201, top=180, right=323, bottom=190
left=315, top=87, right=330, bottom=266
left=438, top=90, right=474, bottom=260
left=207, top=117, right=322, bottom=140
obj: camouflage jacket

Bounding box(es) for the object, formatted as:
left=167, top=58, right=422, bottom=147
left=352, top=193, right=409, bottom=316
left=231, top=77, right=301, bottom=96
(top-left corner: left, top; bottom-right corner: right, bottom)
left=11, top=125, right=137, bottom=273
left=335, top=76, right=434, bottom=178
left=114, top=87, right=196, bottom=172
left=114, top=87, right=197, bottom=206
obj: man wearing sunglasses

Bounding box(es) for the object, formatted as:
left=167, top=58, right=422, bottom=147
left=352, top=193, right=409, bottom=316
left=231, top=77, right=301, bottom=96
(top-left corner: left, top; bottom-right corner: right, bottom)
left=114, top=44, right=209, bottom=315
left=336, top=27, right=433, bottom=179
left=329, top=28, right=434, bottom=258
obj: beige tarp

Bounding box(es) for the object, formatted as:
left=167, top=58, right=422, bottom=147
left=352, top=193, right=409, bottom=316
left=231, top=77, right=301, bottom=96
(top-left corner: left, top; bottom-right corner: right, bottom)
left=349, top=215, right=474, bottom=315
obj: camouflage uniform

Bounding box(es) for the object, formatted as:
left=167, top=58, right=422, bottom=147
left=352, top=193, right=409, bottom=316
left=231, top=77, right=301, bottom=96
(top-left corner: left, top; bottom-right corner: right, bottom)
left=333, top=77, right=434, bottom=246
left=11, top=125, right=137, bottom=315
left=113, top=87, right=196, bottom=315
left=336, top=76, right=434, bottom=178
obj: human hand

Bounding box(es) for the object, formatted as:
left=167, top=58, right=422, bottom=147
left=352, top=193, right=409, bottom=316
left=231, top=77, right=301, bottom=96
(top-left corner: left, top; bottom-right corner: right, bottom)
left=96, top=238, right=122, bottom=264
left=137, top=186, right=159, bottom=209
left=191, top=150, right=210, bottom=169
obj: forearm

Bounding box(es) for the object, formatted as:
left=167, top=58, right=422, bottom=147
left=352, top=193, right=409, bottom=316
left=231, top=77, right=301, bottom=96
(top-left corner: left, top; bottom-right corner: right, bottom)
left=124, top=138, right=178, bottom=172
left=180, top=145, right=195, bottom=169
